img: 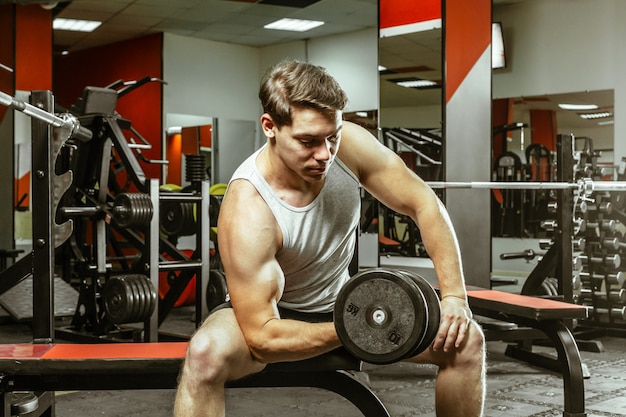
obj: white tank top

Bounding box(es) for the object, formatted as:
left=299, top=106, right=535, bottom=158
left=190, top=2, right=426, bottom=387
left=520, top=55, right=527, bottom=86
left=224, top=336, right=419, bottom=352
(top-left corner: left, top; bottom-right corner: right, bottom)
left=229, top=146, right=361, bottom=313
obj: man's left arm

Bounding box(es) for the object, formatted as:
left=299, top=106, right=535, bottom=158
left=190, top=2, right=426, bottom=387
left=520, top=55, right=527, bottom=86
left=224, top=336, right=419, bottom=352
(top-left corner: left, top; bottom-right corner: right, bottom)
left=338, top=122, right=473, bottom=351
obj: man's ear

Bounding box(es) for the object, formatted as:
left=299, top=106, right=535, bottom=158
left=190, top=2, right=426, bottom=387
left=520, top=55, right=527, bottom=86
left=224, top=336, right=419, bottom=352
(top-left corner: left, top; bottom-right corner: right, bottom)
left=260, top=113, right=276, bottom=138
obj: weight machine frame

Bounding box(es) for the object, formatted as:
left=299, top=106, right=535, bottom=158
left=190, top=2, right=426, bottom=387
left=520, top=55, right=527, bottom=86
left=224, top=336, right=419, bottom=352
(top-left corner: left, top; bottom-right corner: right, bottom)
left=0, top=88, right=212, bottom=343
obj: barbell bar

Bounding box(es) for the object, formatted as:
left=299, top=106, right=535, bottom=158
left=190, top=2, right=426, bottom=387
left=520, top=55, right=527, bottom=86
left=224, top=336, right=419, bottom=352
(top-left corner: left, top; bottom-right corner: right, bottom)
left=424, top=178, right=626, bottom=194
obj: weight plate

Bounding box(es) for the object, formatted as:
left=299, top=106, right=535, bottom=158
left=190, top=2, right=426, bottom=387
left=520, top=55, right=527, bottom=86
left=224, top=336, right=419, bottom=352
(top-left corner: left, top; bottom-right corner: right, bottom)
left=130, top=274, right=148, bottom=322
left=398, top=271, right=441, bottom=357
left=125, top=274, right=142, bottom=323
left=207, top=269, right=229, bottom=311
left=112, top=194, right=133, bottom=228
left=334, top=269, right=427, bottom=365
left=104, top=276, right=131, bottom=324
left=141, top=274, right=156, bottom=320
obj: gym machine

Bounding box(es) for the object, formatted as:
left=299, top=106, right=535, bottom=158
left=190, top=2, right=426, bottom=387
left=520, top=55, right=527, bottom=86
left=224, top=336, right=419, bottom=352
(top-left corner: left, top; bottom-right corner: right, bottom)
left=0, top=81, right=218, bottom=343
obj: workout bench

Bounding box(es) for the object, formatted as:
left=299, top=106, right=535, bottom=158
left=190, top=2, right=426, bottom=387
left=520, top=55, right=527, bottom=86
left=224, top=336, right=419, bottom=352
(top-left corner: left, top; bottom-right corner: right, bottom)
left=0, top=289, right=588, bottom=417
left=468, top=288, right=589, bottom=417
left=0, top=343, right=389, bottom=417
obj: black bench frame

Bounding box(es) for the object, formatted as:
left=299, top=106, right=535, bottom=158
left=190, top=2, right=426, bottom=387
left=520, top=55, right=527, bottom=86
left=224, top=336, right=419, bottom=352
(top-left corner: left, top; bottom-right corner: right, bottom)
left=0, top=347, right=389, bottom=417
left=469, top=289, right=588, bottom=417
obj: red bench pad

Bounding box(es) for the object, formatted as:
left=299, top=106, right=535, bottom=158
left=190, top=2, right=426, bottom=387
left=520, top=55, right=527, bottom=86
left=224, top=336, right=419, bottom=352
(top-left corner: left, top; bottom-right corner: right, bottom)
left=0, top=342, right=188, bottom=360
left=467, top=289, right=588, bottom=321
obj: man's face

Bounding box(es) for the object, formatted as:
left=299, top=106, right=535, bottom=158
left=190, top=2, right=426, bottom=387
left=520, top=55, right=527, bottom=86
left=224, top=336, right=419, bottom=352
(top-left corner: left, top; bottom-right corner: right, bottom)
left=271, top=106, right=343, bottom=183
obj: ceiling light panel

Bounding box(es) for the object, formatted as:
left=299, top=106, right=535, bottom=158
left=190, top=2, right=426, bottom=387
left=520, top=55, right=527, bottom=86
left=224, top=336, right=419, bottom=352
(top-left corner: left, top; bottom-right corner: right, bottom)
left=53, top=18, right=102, bottom=32
left=558, top=103, right=599, bottom=111
left=264, top=18, right=324, bottom=32
left=578, top=111, right=613, bottom=119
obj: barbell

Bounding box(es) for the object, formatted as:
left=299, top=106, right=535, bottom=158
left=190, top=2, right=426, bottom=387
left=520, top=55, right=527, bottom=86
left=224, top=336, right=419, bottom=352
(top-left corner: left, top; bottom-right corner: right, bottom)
left=424, top=178, right=626, bottom=193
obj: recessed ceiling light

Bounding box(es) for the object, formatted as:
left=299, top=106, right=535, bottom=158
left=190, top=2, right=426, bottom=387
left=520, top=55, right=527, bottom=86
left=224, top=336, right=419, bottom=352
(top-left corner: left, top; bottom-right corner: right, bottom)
left=597, top=120, right=614, bottom=126
left=558, top=103, right=599, bottom=111
left=397, top=80, right=437, bottom=88
left=389, top=77, right=439, bottom=89
left=264, top=18, right=324, bottom=32
left=53, top=18, right=102, bottom=32
left=579, top=111, right=612, bottom=119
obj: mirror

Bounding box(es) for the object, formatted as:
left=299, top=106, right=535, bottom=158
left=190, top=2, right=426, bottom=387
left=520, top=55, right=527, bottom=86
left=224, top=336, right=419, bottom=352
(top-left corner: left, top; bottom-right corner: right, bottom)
left=378, top=27, right=443, bottom=260
left=491, top=89, right=615, bottom=239
left=491, top=89, right=615, bottom=290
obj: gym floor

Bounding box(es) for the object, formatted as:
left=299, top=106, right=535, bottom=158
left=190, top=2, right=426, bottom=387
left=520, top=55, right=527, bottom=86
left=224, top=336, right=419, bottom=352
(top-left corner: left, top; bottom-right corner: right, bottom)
left=2, top=305, right=626, bottom=417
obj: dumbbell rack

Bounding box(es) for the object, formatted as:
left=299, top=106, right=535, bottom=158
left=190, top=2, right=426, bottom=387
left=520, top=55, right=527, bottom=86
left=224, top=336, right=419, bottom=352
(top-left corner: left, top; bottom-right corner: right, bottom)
left=571, top=143, right=626, bottom=334
left=518, top=134, right=626, bottom=338
left=22, top=90, right=211, bottom=343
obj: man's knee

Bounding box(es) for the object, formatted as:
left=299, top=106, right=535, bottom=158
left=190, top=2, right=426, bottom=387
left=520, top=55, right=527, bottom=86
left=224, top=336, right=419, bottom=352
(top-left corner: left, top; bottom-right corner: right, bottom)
left=446, top=321, right=485, bottom=369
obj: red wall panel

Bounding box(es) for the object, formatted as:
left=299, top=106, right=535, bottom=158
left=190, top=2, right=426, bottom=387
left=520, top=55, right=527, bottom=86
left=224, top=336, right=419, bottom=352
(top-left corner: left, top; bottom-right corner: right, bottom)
left=444, top=0, right=491, bottom=103
left=530, top=109, right=557, bottom=151
left=380, top=0, right=441, bottom=29
left=15, top=5, right=52, bottom=91
left=53, top=34, right=164, bottom=181
left=0, top=5, right=15, bottom=119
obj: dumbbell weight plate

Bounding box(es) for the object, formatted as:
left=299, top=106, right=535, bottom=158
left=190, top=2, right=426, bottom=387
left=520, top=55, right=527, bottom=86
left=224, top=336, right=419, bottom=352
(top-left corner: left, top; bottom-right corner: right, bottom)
left=206, top=269, right=229, bottom=312
left=127, top=275, right=145, bottom=323
left=104, top=276, right=132, bottom=324
left=396, top=271, right=441, bottom=356
left=334, top=269, right=429, bottom=365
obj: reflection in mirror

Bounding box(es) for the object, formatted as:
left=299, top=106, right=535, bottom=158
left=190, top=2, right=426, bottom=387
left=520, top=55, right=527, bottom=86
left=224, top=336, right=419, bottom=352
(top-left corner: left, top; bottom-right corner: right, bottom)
left=491, top=89, right=615, bottom=292
left=491, top=89, right=614, bottom=239
left=377, top=28, right=442, bottom=259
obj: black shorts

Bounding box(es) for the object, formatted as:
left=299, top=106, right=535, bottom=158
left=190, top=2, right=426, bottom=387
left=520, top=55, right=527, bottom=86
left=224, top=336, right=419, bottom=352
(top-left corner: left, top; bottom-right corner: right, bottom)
left=211, top=301, right=333, bottom=323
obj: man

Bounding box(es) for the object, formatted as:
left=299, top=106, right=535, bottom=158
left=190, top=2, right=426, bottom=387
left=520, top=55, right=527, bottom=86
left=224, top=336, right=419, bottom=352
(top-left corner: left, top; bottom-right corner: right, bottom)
left=174, top=60, right=485, bottom=417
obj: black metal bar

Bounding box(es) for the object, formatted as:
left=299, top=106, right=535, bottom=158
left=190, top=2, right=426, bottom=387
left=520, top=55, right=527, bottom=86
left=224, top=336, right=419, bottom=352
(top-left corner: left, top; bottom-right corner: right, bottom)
left=228, top=370, right=391, bottom=417
left=30, top=91, right=55, bottom=343
left=556, top=134, right=575, bottom=303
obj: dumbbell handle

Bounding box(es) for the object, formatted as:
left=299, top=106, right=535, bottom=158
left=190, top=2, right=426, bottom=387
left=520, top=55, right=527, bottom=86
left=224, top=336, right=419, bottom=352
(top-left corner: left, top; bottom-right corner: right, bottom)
left=499, top=249, right=537, bottom=261
left=539, top=238, right=586, bottom=251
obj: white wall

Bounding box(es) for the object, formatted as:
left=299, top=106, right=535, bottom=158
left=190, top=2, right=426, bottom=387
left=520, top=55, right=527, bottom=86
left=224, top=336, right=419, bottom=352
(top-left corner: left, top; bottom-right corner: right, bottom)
left=163, top=34, right=262, bottom=124
left=164, top=28, right=379, bottom=130
left=493, top=0, right=626, bottom=165
left=308, top=28, right=379, bottom=113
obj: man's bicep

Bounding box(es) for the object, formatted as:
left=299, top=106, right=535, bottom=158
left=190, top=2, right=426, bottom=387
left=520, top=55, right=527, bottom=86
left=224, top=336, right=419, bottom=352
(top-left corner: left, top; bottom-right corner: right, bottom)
left=216, top=182, right=284, bottom=336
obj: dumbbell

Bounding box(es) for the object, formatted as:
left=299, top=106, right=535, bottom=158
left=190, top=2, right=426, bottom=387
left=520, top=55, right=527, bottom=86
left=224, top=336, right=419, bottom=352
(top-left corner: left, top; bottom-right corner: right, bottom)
left=539, top=238, right=586, bottom=251
left=580, top=288, right=626, bottom=303
left=578, top=253, right=621, bottom=269
left=594, top=307, right=626, bottom=320
left=586, top=219, right=617, bottom=233
left=579, top=271, right=624, bottom=286
left=334, top=268, right=441, bottom=365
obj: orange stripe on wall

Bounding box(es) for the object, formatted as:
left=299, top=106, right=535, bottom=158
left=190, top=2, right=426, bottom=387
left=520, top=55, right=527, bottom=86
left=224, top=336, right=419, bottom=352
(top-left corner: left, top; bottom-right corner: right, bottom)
left=444, top=0, right=491, bottom=103
left=380, top=0, right=441, bottom=29
left=530, top=109, right=557, bottom=151
left=0, top=5, right=14, bottom=121
left=165, top=133, right=182, bottom=185
left=492, top=98, right=513, bottom=158
left=15, top=5, right=51, bottom=91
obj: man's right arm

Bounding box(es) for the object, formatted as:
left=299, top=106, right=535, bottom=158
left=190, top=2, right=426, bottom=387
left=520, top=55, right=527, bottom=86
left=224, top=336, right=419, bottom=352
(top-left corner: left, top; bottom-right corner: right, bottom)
left=217, top=180, right=341, bottom=364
